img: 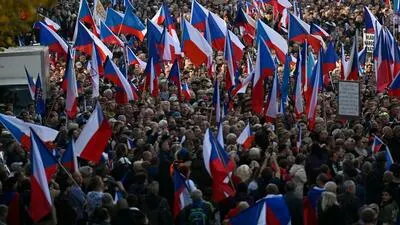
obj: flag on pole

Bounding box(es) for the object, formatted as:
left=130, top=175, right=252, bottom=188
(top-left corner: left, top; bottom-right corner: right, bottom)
left=237, top=123, right=254, bottom=150
left=29, top=129, right=53, bottom=222
left=62, top=49, right=79, bottom=119
left=25, top=66, right=36, bottom=100
left=75, top=102, right=112, bottom=162
left=0, top=113, right=58, bottom=150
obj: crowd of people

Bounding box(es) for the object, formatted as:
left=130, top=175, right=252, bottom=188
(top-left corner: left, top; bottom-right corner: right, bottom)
left=1, top=0, right=400, bottom=225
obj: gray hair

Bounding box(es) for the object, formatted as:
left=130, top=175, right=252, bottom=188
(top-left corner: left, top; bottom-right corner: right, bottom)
left=324, top=181, right=337, bottom=194
left=343, top=180, right=356, bottom=193
left=191, top=189, right=203, bottom=200
left=321, top=192, right=339, bottom=212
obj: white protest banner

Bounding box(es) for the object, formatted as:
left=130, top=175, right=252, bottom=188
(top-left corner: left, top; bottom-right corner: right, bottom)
left=338, top=81, right=361, bottom=118
left=363, top=31, right=374, bottom=53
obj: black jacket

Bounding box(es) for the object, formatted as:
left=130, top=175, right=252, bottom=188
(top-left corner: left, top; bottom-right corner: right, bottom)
left=318, top=205, right=346, bottom=225
left=338, top=192, right=361, bottom=225
left=284, top=191, right=303, bottom=225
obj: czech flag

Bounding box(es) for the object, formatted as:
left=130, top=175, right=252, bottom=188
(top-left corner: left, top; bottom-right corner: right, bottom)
left=224, top=30, right=237, bottom=91
left=100, top=21, right=124, bottom=47
left=389, top=33, right=400, bottom=78
left=61, top=139, right=79, bottom=173
left=75, top=102, right=112, bottom=163
left=119, top=7, right=146, bottom=41
left=232, top=54, right=254, bottom=95
left=168, top=59, right=182, bottom=101
left=29, top=129, right=53, bottom=222
left=237, top=123, right=254, bottom=150
left=385, top=146, right=394, bottom=170
left=265, top=71, right=280, bottom=121
left=182, top=19, right=212, bottom=67
left=126, top=46, right=147, bottom=70
left=215, top=123, right=235, bottom=177
left=288, top=13, right=324, bottom=52
left=151, top=2, right=169, bottom=25
left=389, top=72, right=400, bottom=97
left=253, top=38, right=275, bottom=114
left=306, top=50, right=322, bottom=130
left=213, top=79, right=222, bottom=123
left=151, top=3, right=181, bottom=57
left=293, top=50, right=304, bottom=117
left=374, top=28, right=393, bottom=92
left=322, top=41, right=338, bottom=75
left=372, top=135, right=385, bottom=153
left=105, top=8, right=124, bottom=34
left=74, top=22, right=113, bottom=61
left=280, top=54, right=291, bottom=113
left=203, top=129, right=236, bottom=202
left=182, top=81, right=191, bottom=102
left=62, top=50, right=79, bottom=119
left=345, top=35, right=360, bottom=81
left=0, top=113, right=58, bottom=150
left=257, top=20, right=288, bottom=64
left=146, top=19, right=163, bottom=62
left=159, top=27, right=177, bottom=62
left=76, top=0, right=98, bottom=35
left=37, top=21, right=68, bottom=55
left=190, top=0, right=209, bottom=32
left=288, top=13, right=309, bottom=43
left=88, top=43, right=101, bottom=98
left=310, top=23, right=330, bottom=39
left=358, top=47, right=367, bottom=68
left=235, top=8, right=256, bottom=46
left=173, top=169, right=189, bottom=219
left=35, top=74, right=46, bottom=116
left=206, top=11, right=228, bottom=51
left=39, top=16, right=60, bottom=32
left=104, top=56, right=136, bottom=102
left=144, top=57, right=159, bottom=97
left=25, top=66, right=36, bottom=100
left=230, top=195, right=291, bottom=225
left=304, top=186, right=325, bottom=225
left=364, top=6, right=382, bottom=34
left=29, top=128, right=57, bottom=181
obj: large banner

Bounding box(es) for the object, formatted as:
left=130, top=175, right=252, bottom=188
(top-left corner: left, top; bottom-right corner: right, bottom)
left=363, top=31, right=374, bottom=53
left=338, top=81, right=361, bottom=119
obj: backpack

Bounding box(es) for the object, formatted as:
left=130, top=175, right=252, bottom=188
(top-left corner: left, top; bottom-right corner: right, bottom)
left=188, top=202, right=207, bottom=225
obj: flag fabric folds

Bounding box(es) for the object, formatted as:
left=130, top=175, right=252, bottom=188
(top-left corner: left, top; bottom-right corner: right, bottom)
left=230, top=195, right=291, bottom=225
left=236, top=123, right=254, bottom=150
left=257, top=20, right=288, bottom=63
left=62, top=50, right=79, bottom=119
left=25, top=66, right=36, bottom=100
left=181, top=19, right=213, bottom=67
left=190, top=0, right=209, bottom=31
left=105, top=8, right=124, bottom=33
left=168, top=59, right=182, bottom=101
left=126, top=46, right=147, bottom=70
left=29, top=129, right=53, bottom=222
left=75, top=102, right=112, bottom=162
left=104, top=56, right=136, bottom=102
left=372, top=135, right=385, bottom=153
left=100, top=21, right=124, bottom=47
left=35, top=74, right=46, bottom=116
left=37, top=22, right=68, bottom=55
left=202, top=129, right=236, bottom=202
left=119, top=7, right=146, bottom=41
left=173, top=169, right=189, bottom=219
left=0, top=113, right=58, bottom=150
left=252, top=39, right=275, bottom=114
left=61, top=139, right=79, bottom=173
left=144, top=57, right=159, bottom=97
